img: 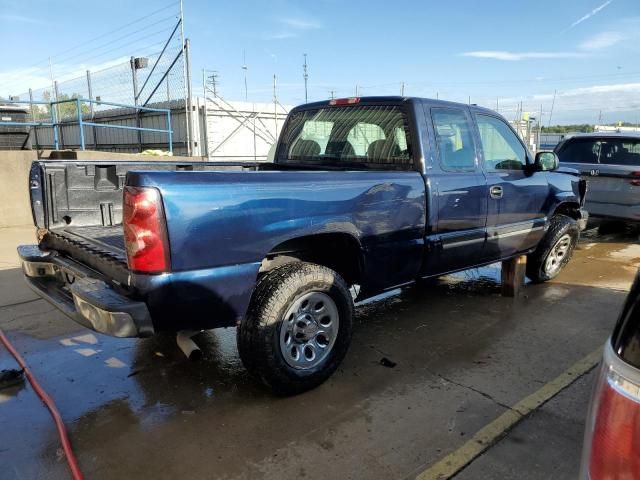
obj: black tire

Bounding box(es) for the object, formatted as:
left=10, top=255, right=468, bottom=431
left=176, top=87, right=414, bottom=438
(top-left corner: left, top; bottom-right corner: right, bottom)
left=526, top=215, right=579, bottom=283
left=237, top=262, right=353, bottom=395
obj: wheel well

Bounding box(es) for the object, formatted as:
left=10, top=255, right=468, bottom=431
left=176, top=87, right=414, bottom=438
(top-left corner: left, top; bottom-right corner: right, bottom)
left=553, top=202, right=581, bottom=220
left=259, top=233, right=364, bottom=286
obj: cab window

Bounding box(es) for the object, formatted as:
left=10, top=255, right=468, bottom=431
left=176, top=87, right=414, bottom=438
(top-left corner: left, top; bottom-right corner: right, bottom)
left=476, top=114, right=526, bottom=171
left=431, top=108, right=476, bottom=171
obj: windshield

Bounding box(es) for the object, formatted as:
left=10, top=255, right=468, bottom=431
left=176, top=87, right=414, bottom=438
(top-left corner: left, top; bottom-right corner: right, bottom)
left=558, top=138, right=640, bottom=166
left=277, top=105, right=412, bottom=169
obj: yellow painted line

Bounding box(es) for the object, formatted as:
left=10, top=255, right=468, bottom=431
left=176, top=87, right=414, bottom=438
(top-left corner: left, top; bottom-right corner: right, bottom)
left=415, top=347, right=603, bottom=480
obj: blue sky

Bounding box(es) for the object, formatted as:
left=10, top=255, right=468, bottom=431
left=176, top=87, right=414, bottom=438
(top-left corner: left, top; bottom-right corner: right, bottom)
left=1, top=0, right=639, bottom=124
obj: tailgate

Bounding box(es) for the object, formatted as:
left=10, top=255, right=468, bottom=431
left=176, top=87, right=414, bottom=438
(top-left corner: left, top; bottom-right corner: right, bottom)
left=586, top=164, right=640, bottom=207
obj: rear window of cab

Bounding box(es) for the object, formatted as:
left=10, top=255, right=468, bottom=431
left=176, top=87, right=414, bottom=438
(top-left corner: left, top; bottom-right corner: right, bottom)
left=278, top=105, right=413, bottom=169
left=558, top=137, right=640, bottom=166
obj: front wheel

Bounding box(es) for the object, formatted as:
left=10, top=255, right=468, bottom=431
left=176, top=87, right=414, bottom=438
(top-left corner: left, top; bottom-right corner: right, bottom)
left=237, top=262, right=353, bottom=395
left=526, top=215, right=579, bottom=283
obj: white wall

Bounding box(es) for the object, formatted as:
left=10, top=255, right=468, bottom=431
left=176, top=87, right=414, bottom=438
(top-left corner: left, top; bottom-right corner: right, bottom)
left=200, top=97, right=293, bottom=161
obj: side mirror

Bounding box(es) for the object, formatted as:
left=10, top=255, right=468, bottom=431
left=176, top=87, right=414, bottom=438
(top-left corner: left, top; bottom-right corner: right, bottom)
left=535, top=151, right=559, bottom=171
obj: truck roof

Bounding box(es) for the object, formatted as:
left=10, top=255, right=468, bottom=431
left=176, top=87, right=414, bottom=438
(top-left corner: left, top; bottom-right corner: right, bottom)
left=295, top=96, right=498, bottom=115
left=562, top=131, right=640, bottom=140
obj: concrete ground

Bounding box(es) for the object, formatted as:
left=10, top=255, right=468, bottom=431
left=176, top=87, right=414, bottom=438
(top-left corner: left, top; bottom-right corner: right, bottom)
left=0, top=224, right=638, bottom=480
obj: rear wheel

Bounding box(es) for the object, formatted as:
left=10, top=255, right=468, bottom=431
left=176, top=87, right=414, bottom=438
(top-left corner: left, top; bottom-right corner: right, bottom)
left=526, top=215, right=579, bottom=283
left=237, top=262, right=353, bottom=395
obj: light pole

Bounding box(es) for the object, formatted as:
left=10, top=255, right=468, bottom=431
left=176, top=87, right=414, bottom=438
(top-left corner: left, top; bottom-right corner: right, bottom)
left=303, top=53, right=308, bottom=103
left=242, top=50, right=248, bottom=101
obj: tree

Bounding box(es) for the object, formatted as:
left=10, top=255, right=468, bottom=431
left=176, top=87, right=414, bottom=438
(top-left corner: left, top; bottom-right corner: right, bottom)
left=42, top=91, right=90, bottom=120
left=541, top=124, right=594, bottom=134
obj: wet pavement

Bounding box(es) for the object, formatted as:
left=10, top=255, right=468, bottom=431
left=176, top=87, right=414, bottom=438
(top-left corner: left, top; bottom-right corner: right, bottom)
left=0, top=224, right=638, bottom=479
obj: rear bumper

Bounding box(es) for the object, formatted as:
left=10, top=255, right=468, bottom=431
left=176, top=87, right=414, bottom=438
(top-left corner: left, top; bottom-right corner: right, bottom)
left=18, top=245, right=154, bottom=337
left=585, top=200, right=640, bottom=223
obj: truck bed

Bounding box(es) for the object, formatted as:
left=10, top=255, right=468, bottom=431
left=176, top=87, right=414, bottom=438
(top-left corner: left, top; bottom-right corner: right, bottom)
left=31, top=160, right=259, bottom=283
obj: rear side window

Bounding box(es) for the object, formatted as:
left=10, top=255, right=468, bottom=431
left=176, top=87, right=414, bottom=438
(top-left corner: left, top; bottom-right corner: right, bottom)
left=431, top=108, right=476, bottom=171
left=279, top=105, right=412, bottom=169
left=476, top=114, right=526, bottom=171
left=600, top=140, right=640, bottom=166
left=557, top=139, right=601, bottom=164
left=558, top=138, right=640, bottom=166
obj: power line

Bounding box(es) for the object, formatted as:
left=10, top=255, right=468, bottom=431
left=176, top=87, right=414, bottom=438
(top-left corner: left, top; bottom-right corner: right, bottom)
left=23, top=1, right=179, bottom=69
left=50, top=16, right=179, bottom=67
left=2, top=18, right=180, bottom=87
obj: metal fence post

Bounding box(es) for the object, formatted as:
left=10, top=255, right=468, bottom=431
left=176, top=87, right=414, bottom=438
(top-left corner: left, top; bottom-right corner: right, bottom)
left=87, top=70, right=97, bottom=149
left=28, top=88, right=40, bottom=150
left=77, top=98, right=85, bottom=150
left=184, top=38, right=193, bottom=156
left=130, top=56, right=143, bottom=152
left=54, top=80, right=64, bottom=149
left=51, top=100, right=59, bottom=150
left=167, top=109, right=173, bottom=154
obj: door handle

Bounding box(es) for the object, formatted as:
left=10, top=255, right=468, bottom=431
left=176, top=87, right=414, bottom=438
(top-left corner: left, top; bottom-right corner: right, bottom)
left=489, top=186, right=503, bottom=199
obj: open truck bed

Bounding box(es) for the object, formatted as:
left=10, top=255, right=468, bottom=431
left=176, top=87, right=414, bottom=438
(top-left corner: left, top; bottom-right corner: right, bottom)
left=31, top=160, right=258, bottom=283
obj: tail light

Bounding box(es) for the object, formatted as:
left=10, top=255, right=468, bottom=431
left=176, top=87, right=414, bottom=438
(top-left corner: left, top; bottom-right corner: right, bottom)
left=630, top=172, right=640, bottom=187
left=123, top=186, right=170, bottom=273
left=581, top=343, right=640, bottom=479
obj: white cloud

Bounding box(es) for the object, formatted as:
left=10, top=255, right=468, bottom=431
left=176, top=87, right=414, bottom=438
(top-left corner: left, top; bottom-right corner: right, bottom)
left=579, top=31, right=623, bottom=50
left=268, top=32, right=298, bottom=40
left=279, top=17, right=322, bottom=30
left=485, top=82, right=640, bottom=124
left=0, top=13, right=44, bottom=24
left=462, top=51, right=587, bottom=61
left=568, top=0, right=614, bottom=29
left=0, top=57, right=130, bottom=96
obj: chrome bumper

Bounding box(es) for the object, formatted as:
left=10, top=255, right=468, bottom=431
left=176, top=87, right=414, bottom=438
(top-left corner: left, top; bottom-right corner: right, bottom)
left=18, top=245, right=154, bottom=338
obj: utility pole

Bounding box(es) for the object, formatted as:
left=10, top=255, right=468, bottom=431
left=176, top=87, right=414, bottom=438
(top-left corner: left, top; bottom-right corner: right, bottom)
left=468, top=95, right=471, bottom=105
left=242, top=50, right=248, bottom=101
left=207, top=71, right=219, bottom=97
left=273, top=74, right=278, bottom=133
left=401, top=82, right=405, bottom=96
left=537, top=104, right=543, bottom=153
left=496, top=97, right=499, bottom=112
left=201, top=69, right=209, bottom=158
left=303, top=53, right=309, bottom=103
left=547, top=89, right=557, bottom=127
left=436, top=91, right=439, bottom=100
left=329, top=90, right=335, bottom=100
left=355, top=84, right=359, bottom=96
left=597, top=110, right=602, bottom=126
left=179, top=0, right=192, bottom=156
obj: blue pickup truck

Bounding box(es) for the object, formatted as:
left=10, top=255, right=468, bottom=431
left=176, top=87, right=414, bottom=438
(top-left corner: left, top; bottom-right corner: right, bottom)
left=19, top=96, right=587, bottom=394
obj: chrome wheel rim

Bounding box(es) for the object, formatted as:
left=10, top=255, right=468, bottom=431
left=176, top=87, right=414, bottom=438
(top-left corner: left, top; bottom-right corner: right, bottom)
left=279, top=291, right=339, bottom=370
left=545, top=234, right=573, bottom=276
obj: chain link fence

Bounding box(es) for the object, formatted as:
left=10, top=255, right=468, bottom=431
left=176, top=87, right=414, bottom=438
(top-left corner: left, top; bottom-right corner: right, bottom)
left=19, top=44, right=186, bottom=120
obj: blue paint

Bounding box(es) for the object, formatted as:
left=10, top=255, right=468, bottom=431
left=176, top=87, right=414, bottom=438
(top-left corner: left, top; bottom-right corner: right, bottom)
left=23, top=97, right=587, bottom=334
left=121, top=98, right=585, bottom=332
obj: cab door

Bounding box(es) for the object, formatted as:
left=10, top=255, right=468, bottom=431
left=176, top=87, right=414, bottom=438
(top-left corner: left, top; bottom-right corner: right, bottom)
left=422, top=106, right=489, bottom=275
left=475, top=113, right=549, bottom=260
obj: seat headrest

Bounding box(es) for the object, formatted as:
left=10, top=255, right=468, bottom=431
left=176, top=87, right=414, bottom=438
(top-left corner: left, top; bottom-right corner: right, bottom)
left=367, top=139, right=401, bottom=160
left=326, top=141, right=355, bottom=157
left=291, top=139, right=321, bottom=157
